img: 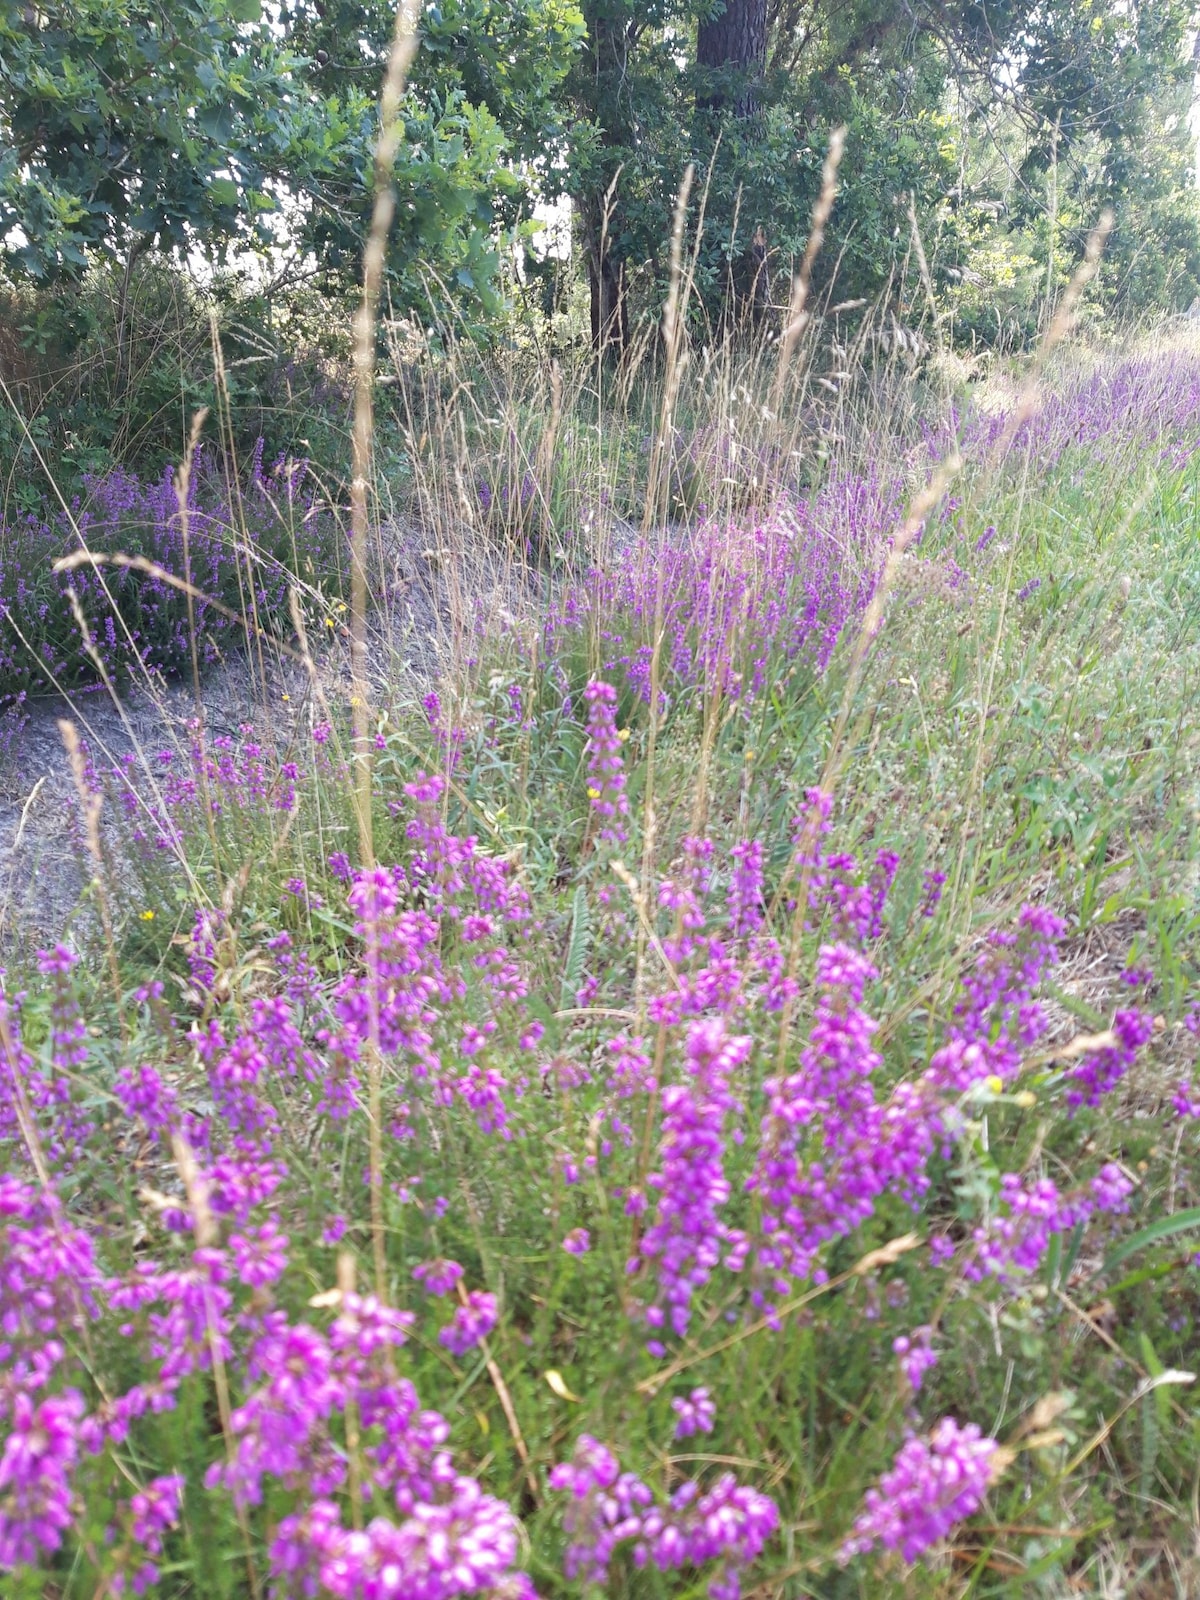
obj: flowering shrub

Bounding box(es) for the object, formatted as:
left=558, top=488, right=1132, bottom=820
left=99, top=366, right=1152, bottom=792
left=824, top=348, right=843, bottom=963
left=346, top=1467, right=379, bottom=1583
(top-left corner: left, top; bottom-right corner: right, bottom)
left=2, top=732, right=1185, bottom=1597
left=840, top=1420, right=999, bottom=1565
left=0, top=442, right=340, bottom=704
left=7, top=349, right=1200, bottom=1593
left=543, top=467, right=893, bottom=708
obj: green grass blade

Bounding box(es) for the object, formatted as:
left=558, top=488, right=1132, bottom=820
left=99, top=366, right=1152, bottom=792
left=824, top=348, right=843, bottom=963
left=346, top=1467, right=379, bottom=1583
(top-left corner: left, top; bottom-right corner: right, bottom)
left=1104, top=1207, right=1200, bottom=1275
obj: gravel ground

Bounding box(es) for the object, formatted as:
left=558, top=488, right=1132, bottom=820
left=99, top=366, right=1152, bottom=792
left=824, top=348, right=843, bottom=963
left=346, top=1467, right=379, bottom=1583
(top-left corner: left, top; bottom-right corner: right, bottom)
left=0, top=529, right=552, bottom=950
left=0, top=664, right=292, bottom=949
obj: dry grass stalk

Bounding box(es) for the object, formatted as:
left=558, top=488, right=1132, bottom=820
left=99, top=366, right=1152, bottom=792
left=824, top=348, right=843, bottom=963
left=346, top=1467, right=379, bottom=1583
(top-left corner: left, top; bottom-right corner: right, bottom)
left=771, top=125, right=846, bottom=411
left=349, top=0, right=422, bottom=1299
left=58, top=715, right=124, bottom=1020
left=174, top=407, right=211, bottom=715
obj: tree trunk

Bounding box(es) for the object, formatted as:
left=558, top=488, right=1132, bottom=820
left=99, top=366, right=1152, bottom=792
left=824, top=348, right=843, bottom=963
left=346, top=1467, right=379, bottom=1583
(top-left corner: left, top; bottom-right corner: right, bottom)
left=578, top=1, right=633, bottom=356
left=698, top=0, right=767, bottom=114
left=698, top=0, right=770, bottom=325
left=115, top=231, right=153, bottom=395
left=588, top=243, right=628, bottom=356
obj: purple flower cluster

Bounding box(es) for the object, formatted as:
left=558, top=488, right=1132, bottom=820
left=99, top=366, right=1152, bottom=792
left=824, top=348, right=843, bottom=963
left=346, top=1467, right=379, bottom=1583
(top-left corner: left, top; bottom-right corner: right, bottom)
left=414, top=1258, right=464, bottom=1297
left=671, top=1386, right=716, bottom=1439
left=747, top=941, right=933, bottom=1307
left=840, top=1418, right=997, bottom=1563
left=968, top=1163, right=1133, bottom=1281
left=270, top=1482, right=531, bottom=1600
left=727, top=840, right=764, bottom=936
left=927, top=905, right=1065, bottom=1092
left=639, top=1019, right=750, bottom=1345
left=106, top=722, right=304, bottom=857
left=1067, top=1009, right=1156, bottom=1108
left=0, top=444, right=339, bottom=704
left=438, top=1291, right=498, bottom=1356
left=0, top=743, right=1172, bottom=1595
left=550, top=1433, right=777, bottom=1600
left=545, top=468, right=892, bottom=709
left=583, top=679, right=629, bottom=844
left=120, top=1472, right=185, bottom=1593
left=967, top=350, right=1200, bottom=471
left=893, top=1327, right=938, bottom=1394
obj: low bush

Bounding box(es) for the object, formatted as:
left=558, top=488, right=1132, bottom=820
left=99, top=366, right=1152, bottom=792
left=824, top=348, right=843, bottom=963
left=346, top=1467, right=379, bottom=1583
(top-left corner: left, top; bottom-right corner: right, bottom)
left=0, top=442, right=344, bottom=706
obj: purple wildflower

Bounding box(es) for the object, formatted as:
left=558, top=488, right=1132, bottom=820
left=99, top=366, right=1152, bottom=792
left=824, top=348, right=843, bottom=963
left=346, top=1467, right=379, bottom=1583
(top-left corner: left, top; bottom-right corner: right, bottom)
left=439, top=1291, right=498, bottom=1356
left=583, top=680, right=629, bottom=844
left=671, top=1386, right=717, bottom=1439
left=840, top=1418, right=997, bottom=1564
left=728, top=840, right=765, bottom=935
left=413, top=1259, right=464, bottom=1297
left=893, top=1327, right=938, bottom=1393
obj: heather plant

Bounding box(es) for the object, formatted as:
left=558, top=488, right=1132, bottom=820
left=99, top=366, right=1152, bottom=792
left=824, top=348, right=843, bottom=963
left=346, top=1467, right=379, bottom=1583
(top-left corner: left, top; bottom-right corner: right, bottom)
left=0, top=441, right=344, bottom=706
left=6, top=734, right=1200, bottom=1598
left=8, top=255, right=1200, bottom=1600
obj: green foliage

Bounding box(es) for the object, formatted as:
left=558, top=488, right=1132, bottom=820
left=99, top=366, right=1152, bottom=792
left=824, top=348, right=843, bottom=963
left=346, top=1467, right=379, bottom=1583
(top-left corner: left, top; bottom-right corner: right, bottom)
left=0, top=262, right=358, bottom=491
left=563, top=0, right=1200, bottom=341
left=0, top=0, right=315, bottom=280
left=4, top=0, right=1199, bottom=389
left=0, top=0, right=583, bottom=334
left=279, top=0, right=584, bottom=319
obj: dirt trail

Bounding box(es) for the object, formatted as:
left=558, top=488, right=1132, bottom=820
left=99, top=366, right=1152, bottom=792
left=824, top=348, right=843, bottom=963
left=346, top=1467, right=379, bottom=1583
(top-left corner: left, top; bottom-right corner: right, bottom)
left=0, top=661, right=290, bottom=949
left=0, top=534, right=549, bottom=949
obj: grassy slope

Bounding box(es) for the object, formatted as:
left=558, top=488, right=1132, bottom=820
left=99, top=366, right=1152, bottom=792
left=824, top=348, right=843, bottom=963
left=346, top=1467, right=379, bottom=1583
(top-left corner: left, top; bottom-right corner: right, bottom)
left=10, top=333, right=1200, bottom=1600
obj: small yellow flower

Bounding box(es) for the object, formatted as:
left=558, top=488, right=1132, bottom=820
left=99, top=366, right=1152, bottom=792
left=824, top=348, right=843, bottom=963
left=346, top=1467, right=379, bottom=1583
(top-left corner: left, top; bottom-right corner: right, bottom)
left=140, top=910, right=155, bottom=922
left=744, top=750, right=755, bottom=762
left=984, top=1074, right=1004, bottom=1095
left=586, top=787, right=602, bottom=800
left=1014, top=1090, right=1037, bottom=1109
left=617, top=727, right=630, bottom=743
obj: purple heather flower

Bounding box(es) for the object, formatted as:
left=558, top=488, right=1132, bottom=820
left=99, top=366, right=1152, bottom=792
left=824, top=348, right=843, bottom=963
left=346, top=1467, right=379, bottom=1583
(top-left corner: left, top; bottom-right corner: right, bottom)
left=413, top=1258, right=464, bottom=1297
left=439, top=1291, right=498, bottom=1356
left=583, top=679, right=629, bottom=844
left=840, top=1418, right=997, bottom=1564
left=1119, top=965, right=1153, bottom=988
left=229, top=1220, right=289, bottom=1289
left=671, top=1386, right=717, bottom=1439
left=128, top=1472, right=185, bottom=1554
left=640, top=1018, right=750, bottom=1339
left=0, top=1389, right=84, bottom=1568
left=728, top=840, right=765, bottom=936
left=550, top=1433, right=776, bottom=1598
left=893, top=1327, right=938, bottom=1393
left=920, top=869, right=946, bottom=918
left=1090, top=1162, right=1134, bottom=1213
left=928, top=1235, right=955, bottom=1268
left=1066, top=1008, right=1154, bottom=1109
left=113, top=1064, right=179, bottom=1135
